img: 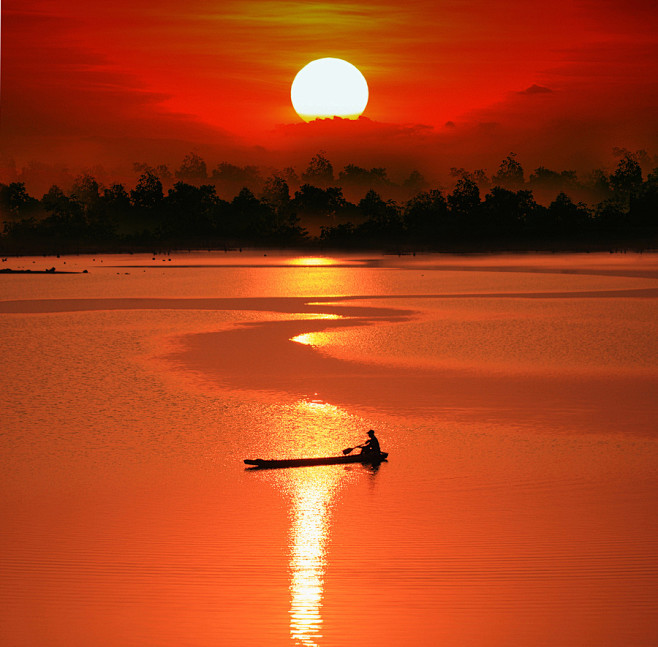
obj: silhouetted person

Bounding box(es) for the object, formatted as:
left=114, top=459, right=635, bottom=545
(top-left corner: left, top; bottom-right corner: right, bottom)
left=360, top=429, right=381, bottom=456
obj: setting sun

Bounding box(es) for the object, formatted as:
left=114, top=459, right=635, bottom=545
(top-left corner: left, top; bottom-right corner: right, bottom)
left=291, top=58, right=368, bottom=122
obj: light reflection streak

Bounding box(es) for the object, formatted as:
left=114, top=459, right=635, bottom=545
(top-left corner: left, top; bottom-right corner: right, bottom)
left=263, top=398, right=365, bottom=645
left=290, top=331, right=333, bottom=347
left=287, top=257, right=337, bottom=266
left=290, top=333, right=315, bottom=347
left=289, top=472, right=337, bottom=646
left=285, top=400, right=345, bottom=646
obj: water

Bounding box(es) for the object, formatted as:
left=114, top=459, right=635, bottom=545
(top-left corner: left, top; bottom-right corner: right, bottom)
left=1, top=252, right=657, bottom=646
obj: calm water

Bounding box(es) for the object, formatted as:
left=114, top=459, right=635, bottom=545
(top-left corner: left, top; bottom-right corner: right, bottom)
left=1, top=252, right=657, bottom=647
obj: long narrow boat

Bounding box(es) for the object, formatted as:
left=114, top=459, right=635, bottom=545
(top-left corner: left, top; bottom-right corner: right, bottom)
left=244, top=452, right=388, bottom=470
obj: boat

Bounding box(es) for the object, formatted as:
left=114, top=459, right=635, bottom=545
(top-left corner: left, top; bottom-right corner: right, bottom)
left=244, top=451, right=388, bottom=470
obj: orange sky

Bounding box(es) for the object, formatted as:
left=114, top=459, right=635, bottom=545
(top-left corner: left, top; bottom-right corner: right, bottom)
left=2, top=0, right=657, bottom=182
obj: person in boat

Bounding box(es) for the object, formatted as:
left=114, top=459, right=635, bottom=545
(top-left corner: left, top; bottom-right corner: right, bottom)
left=360, top=430, right=381, bottom=457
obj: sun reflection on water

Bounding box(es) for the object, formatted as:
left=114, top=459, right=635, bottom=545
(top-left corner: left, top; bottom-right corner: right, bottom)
left=288, top=469, right=339, bottom=646
left=290, top=331, right=334, bottom=348
left=259, top=398, right=369, bottom=644
left=273, top=400, right=351, bottom=646
left=290, top=333, right=315, bottom=347
left=287, top=257, right=337, bottom=267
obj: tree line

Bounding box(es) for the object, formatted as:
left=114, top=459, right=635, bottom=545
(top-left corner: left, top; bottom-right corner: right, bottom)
left=1, top=150, right=656, bottom=254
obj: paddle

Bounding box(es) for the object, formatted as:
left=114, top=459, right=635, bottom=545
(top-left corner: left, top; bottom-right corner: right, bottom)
left=342, top=444, right=365, bottom=455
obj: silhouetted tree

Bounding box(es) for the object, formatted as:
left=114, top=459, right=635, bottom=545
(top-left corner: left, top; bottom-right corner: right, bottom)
left=584, top=168, right=612, bottom=203
left=2, top=150, right=656, bottom=254
left=164, top=182, right=223, bottom=239
left=544, top=192, right=591, bottom=234
left=0, top=182, right=39, bottom=219
left=595, top=199, right=628, bottom=231
left=302, top=152, right=334, bottom=187
left=338, top=164, right=366, bottom=185
left=39, top=184, right=87, bottom=244
left=41, top=185, right=70, bottom=214
left=471, top=169, right=491, bottom=189
left=612, top=147, right=653, bottom=173
left=356, top=190, right=403, bottom=240
left=609, top=153, right=643, bottom=203
left=629, top=170, right=658, bottom=227
left=448, top=177, right=481, bottom=230
left=261, top=175, right=290, bottom=213
left=402, top=170, right=429, bottom=195
left=71, top=174, right=101, bottom=213
left=175, top=153, right=208, bottom=183
left=369, top=168, right=390, bottom=185
left=103, top=184, right=131, bottom=212
left=319, top=221, right=355, bottom=245
left=2, top=217, right=39, bottom=243
left=279, top=166, right=300, bottom=190
left=647, top=168, right=658, bottom=185
left=450, top=168, right=490, bottom=190
left=68, top=174, right=117, bottom=241
left=449, top=167, right=467, bottom=179
left=134, top=162, right=172, bottom=184
left=292, top=184, right=346, bottom=218
left=259, top=176, right=311, bottom=241
left=228, top=187, right=278, bottom=238
left=157, top=165, right=173, bottom=184
left=41, top=185, right=83, bottom=223
left=481, top=187, right=537, bottom=234
left=404, top=189, right=449, bottom=240
left=338, top=164, right=390, bottom=189
left=131, top=171, right=164, bottom=211
left=492, top=153, right=524, bottom=189
left=99, top=184, right=131, bottom=238
left=211, top=163, right=263, bottom=196
left=529, top=167, right=578, bottom=193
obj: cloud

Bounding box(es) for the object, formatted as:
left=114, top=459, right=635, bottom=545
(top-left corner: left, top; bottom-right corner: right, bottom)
left=1, top=3, right=240, bottom=170
left=274, top=117, right=435, bottom=139
left=268, top=117, right=439, bottom=173
left=518, top=84, right=553, bottom=95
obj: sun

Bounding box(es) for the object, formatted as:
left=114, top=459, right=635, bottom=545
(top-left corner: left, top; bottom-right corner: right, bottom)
left=291, top=58, right=368, bottom=122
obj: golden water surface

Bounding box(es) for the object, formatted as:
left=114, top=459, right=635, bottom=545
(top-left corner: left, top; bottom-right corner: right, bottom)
left=1, top=252, right=657, bottom=647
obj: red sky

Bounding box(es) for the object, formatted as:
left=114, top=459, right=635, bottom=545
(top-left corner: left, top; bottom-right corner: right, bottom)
left=2, top=0, right=657, bottom=185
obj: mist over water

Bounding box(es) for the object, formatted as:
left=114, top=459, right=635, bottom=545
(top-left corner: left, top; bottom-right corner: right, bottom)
left=2, top=252, right=657, bottom=647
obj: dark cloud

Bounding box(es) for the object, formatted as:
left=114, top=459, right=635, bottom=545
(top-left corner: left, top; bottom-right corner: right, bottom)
left=519, top=84, right=553, bottom=95
left=273, top=117, right=435, bottom=139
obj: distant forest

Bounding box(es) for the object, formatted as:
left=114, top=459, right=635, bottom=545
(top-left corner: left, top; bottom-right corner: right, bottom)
left=1, top=150, right=657, bottom=254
